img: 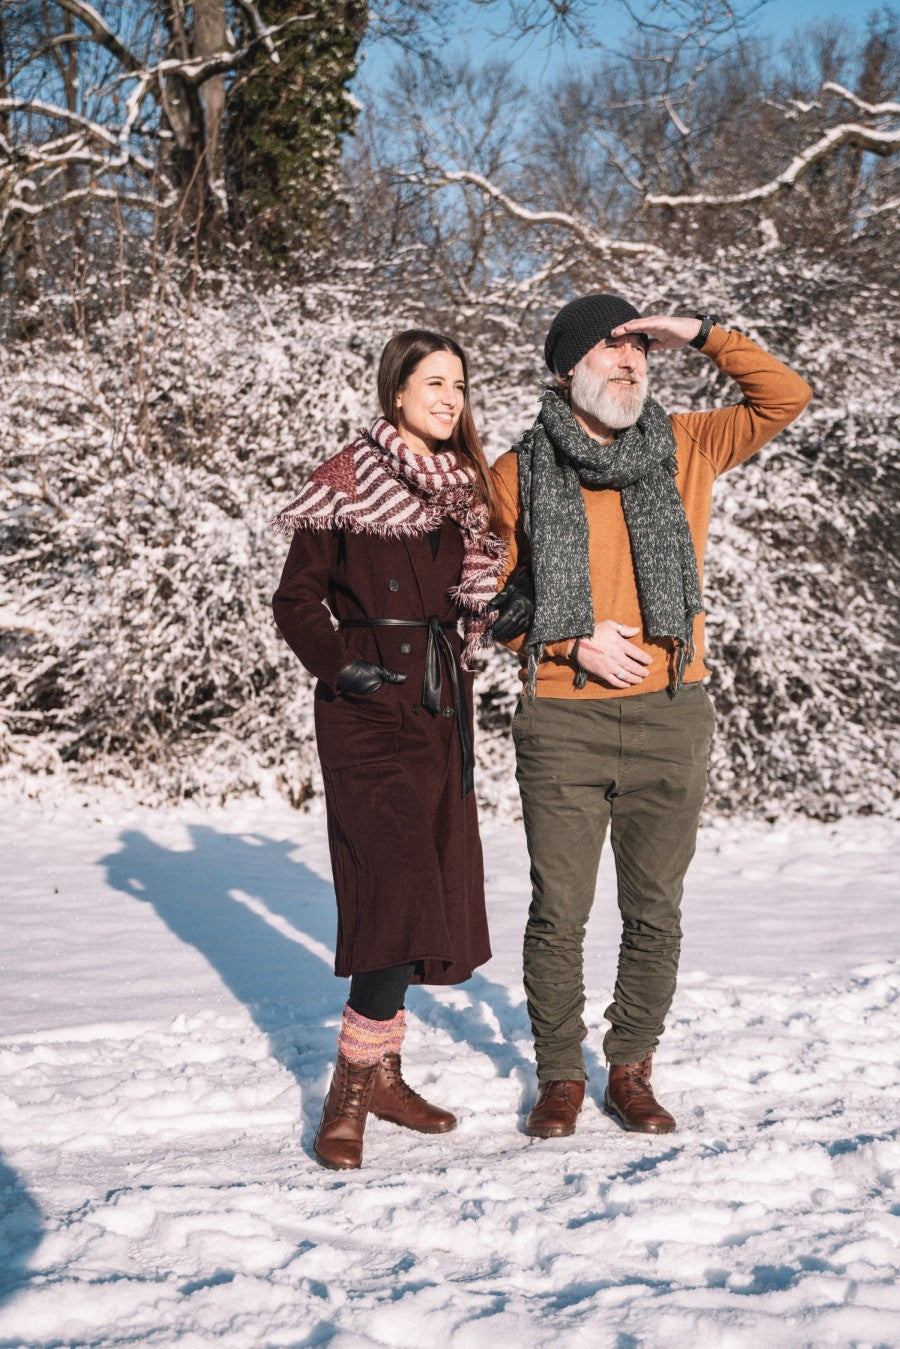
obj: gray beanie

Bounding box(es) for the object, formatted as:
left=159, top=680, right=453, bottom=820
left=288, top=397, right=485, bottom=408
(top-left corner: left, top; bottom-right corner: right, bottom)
left=544, top=293, right=645, bottom=375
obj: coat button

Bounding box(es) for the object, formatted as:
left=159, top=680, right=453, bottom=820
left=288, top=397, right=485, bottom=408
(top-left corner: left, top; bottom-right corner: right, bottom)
left=388, top=579, right=400, bottom=591
left=441, top=706, right=455, bottom=718
left=411, top=703, right=420, bottom=714
left=400, top=642, right=411, bottom=654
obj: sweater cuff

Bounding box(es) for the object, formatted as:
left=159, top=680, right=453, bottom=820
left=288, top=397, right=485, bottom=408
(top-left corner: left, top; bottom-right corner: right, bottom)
left=696, top=322, right=727, bottom=357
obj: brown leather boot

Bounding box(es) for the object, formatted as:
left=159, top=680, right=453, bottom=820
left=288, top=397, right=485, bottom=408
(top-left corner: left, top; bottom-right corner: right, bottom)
left=524, top=1080, right=586, bottom=1138
left=313, top=1053, right=379, bottom=1169
left=604, top=1053, right=676, bottom=1134
left=369, top=1053, right=457, bottom=1134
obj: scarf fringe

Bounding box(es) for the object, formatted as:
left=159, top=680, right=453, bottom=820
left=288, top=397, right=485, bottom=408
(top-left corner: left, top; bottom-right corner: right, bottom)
left=271, top=419, right=507, bottom=670
left=459, top=622, right=494, bottom=670
left=669, top=634, right=695, bottom=696
left=525, top=643, right=544, bottom=698
left=271, top=508, right=442, bottom=542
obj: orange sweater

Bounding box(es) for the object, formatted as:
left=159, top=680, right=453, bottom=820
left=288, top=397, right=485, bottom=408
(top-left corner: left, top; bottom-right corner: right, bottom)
left=491, top=325, right=812, bottom=699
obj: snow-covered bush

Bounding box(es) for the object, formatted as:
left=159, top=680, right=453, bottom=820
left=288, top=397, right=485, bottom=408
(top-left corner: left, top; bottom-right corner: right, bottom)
left=1, top=255, right=896, bottom=819
left=1, top=273, right=383, bottom=805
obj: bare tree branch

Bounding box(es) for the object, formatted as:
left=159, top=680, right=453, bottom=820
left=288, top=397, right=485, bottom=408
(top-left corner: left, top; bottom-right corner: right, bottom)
left=0, top=10, right=316, bottom=247
left=794, top=82, right=900, bottom=119
left=232, top=0, right=283, bottom=61
left=645, top=124, right=900, bottom=208
left=663, top=93, right=690, bottom=138
left=396, top=166, right=666, bottom=257
left=867, top=194, right=900, bottom=216
left=0, top=97, right=151, bottom=165
left=54, top=0, right=143, bottom=73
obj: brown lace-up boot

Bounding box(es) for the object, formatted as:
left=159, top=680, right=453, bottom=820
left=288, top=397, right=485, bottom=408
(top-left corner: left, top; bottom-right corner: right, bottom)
left=604, top=1053, right=676, bottom=1134
left=313, top=1053, right=379, bottom=1169
left=369, top=1053, right=457, bottom=1133
left=524, top=1080, right=586, bottom=1138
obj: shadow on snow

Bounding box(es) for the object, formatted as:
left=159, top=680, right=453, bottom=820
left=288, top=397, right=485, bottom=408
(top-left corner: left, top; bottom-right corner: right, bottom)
left=99, top=824, right=576, bottom=1148
left=0, top=1151, right=43, bottom=1308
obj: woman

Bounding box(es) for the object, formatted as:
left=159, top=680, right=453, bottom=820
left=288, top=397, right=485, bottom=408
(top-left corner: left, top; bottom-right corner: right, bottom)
left=271, top=330, right=505, bottom=1170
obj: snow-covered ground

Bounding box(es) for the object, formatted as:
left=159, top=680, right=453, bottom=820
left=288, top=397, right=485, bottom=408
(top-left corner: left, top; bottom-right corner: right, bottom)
left=1, top=793, right=897, bottom=1348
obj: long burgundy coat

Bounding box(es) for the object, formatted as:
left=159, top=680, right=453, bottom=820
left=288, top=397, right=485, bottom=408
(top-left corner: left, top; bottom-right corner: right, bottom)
left=272, top=519, right=491, bottom=985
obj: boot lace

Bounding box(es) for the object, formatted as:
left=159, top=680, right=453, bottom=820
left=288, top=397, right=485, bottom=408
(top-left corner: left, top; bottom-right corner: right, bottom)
left=337, top=1061, right=377, bottom=1120
left=381, top=1053, right=419, bottom=1102
left=613, top=1056, right=653, bottom=1102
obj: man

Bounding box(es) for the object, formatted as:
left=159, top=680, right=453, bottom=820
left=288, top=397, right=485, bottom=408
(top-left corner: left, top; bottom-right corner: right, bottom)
left=490, top=294, right=811, bottom=1137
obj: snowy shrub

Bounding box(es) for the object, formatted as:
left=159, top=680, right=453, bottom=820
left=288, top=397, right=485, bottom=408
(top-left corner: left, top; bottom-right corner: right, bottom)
left=0, top=255, right=896, bottom=819
left=0, top=274, right=384, bottom=805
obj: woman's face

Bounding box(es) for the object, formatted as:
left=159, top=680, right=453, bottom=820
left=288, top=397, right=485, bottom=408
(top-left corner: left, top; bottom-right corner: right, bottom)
left=395, top=350, right=466, bottom=455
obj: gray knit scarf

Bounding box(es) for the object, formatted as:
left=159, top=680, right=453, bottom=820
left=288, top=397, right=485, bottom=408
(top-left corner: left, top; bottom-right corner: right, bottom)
left=518, top=389, right=703, bottom=694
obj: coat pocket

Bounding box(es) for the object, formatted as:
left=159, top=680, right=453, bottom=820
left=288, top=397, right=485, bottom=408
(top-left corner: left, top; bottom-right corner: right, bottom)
left=314, top=684, right=400, bottom=770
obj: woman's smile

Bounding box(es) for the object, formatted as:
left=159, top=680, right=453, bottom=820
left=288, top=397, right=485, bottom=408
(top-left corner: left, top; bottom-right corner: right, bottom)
left=395, top=349, right=466, bottom=455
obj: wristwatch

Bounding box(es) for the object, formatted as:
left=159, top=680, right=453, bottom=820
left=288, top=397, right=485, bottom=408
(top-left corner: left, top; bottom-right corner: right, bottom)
left=689, top=314, right=718, bottom=350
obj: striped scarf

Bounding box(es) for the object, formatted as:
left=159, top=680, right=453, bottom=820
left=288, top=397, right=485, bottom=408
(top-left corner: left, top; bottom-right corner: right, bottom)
left=272, top=417, right=506, bottom=667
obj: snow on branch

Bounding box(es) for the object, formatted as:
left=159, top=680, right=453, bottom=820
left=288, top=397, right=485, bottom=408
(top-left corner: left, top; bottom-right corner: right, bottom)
left=232, top=0, right=298, bottom=62
left=0, top=98, right=154, bottom=171
left=645, top=124, right=900, bottom=209
left=396, top=167, right=665, bottom=258
left=867, top=194, right=900, bottom=218
left=397, top=99, right=898, bottom=260
left=54, top=0, right=143, bottom=73
left=147, top=34, right=303, bottom=90
left=788, top=82, right=900, bottom=119
left=0, top=10, right=316, bottom=243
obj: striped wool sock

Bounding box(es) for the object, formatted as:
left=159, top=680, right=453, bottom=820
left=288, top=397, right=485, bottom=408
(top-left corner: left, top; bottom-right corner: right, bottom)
left=338, top=1005, right=405, bottom=1066
left=387, top=1008, right=406, bottom=1057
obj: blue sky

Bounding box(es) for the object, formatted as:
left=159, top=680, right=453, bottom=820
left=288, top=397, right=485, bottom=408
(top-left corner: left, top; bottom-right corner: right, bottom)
left=357, top=0, right=879, bottom=90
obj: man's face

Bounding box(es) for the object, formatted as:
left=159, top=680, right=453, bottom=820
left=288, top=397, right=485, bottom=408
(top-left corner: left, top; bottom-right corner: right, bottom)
left=569, top=334, right=648, bottom=432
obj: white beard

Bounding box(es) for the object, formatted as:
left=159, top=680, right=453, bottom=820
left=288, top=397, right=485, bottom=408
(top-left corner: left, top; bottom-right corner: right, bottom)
left=570, top=363, right=648, bottom=432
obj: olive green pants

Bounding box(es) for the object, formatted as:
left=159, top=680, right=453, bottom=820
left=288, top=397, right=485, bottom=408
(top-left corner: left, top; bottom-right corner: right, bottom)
left=512, top=684, right=715, bottom=1079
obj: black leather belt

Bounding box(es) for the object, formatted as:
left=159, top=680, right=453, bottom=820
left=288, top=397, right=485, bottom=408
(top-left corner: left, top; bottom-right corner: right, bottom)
left=338, top=616, right=474, bottom=797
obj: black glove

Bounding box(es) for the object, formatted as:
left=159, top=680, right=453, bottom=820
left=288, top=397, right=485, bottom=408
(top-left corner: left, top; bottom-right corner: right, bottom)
left=490, top=569, right=535, bottom=642
left=336, top=659, right=407, bottom=696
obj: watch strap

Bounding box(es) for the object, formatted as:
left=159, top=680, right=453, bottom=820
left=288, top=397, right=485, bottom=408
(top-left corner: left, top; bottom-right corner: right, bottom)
left=689, top=314, right=717, bottom=350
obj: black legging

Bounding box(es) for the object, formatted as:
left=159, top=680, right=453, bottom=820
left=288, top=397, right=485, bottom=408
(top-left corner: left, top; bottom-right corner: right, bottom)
left=348, top=961, right=417, bottom=1022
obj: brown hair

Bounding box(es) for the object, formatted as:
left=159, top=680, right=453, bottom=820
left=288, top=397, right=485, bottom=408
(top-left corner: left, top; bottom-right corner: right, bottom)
left=377, top=329, right=499, bottom=532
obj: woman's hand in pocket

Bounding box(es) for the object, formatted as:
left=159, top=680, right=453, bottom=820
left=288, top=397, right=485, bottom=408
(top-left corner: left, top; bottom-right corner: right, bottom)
left=336, top=660, right=407, bottom=696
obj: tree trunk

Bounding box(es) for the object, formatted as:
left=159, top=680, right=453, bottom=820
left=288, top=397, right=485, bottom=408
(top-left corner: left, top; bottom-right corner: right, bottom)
left=159, top=0, right=228, bottom=247
left=0, top=8, right=39, bottom=333
left=59, top=8, right=86, bottom=321
left=193, top=0, right=228, bottom=238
